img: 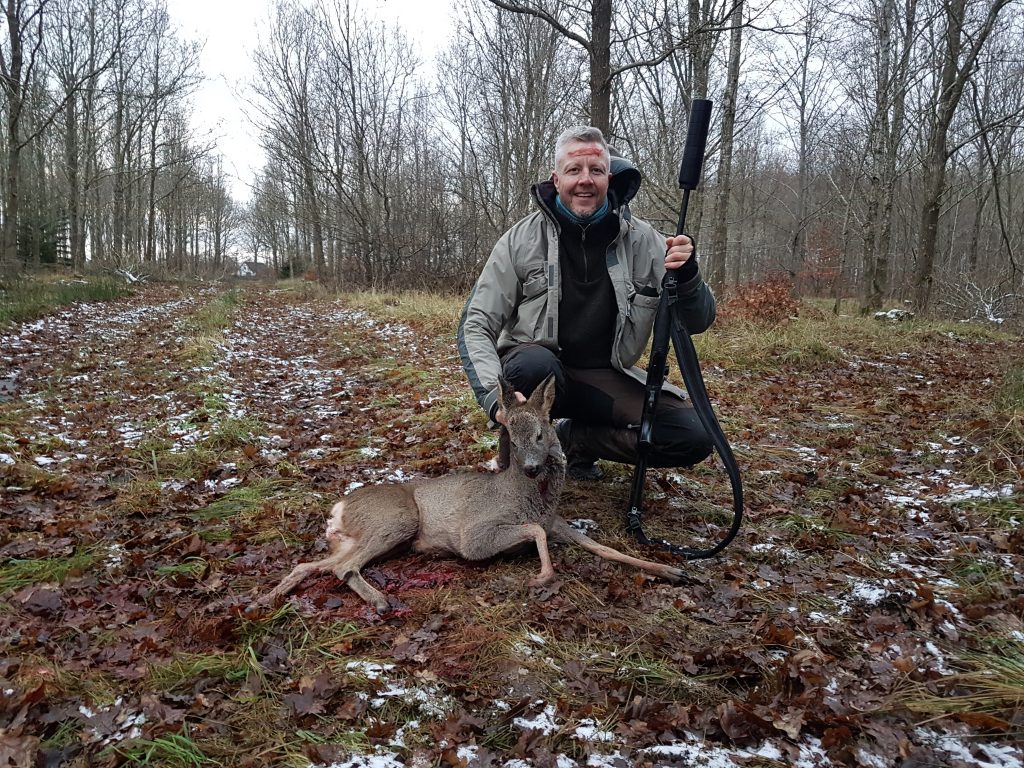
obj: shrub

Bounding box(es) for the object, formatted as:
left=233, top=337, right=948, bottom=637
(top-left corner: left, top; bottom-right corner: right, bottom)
left=718, top=276, right=800, bottom=326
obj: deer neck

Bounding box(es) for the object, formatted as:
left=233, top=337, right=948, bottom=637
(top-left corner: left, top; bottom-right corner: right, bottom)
left=502, top=458, right=565, bottom=511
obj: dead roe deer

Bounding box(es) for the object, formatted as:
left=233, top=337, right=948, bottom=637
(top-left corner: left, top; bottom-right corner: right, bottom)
left=253, top=375, right=684, bottom=613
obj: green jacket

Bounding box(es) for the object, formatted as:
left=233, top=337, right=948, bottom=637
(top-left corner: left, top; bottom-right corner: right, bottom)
left=458, top=155, right=716, bottom=421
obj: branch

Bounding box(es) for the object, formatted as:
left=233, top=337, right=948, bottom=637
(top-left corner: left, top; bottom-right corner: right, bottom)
left=486, top=0, right=592, bottom=52
left=969, top=81, right=1018, bottom=279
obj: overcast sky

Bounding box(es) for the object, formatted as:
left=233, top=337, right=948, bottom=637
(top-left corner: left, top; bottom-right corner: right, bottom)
left=164, top=0, right=457, bottom=203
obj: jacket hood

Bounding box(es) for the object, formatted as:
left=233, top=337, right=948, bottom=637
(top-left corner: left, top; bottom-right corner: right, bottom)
left=608, top=146, right=642, bottom=207
left=533, top=146, right=643, bottom=213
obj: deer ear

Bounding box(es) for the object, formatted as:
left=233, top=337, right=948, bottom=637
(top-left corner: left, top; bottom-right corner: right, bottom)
left=527, top=372, right=557, bottom=419
left=498, top=376, right=518, bottom=412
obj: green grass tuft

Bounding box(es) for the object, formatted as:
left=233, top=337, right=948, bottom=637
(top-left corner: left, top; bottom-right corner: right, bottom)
left=896, top=641, right=1024, bottom=725
left=997, top=365, right=1024, bottom=413
left=109, top=725, right=221, bottom=767
left=342, top=290, right=461, bottom=335
left=0, top=276, right=131, bottom=327
left=148, top=651, right=253, bottom=690
left=0, top=550, right=99, bottom=592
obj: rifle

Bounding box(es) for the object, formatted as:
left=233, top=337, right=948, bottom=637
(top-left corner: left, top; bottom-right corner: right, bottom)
left=625, top=99, right=744, bottom=559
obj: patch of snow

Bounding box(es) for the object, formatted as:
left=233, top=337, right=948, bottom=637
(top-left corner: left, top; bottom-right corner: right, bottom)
left=105, top=544, right=126, bottom=569
left=0, top=453, right=13, bottom=465
left=569, top=518, right=599, bottom=534
left=203, top=478, right=241, bottom=491
left=574, top=719, right=616, bottom=743
left=315, top=755, right=405, bottom=768
left=345, top=661, right=395, bottom=680
left=78, top=698, right=147, bottom=746
left=848, top=580, right=888, bottom=605
left=917, top=727, right=1024, bottom=768
left=808, top=611, right=838, bottom=624
left=874, top=308, right=914, bottom=322
left=855, top=748, right=890, bottom=767
left=824, top=419, right=856, bottom=429
left=587, top=754, right=628, bottom=767
left=645, top=731, right=836, bottom=768
left=924, top=641, right=954, bottom=675
left=941, top=483, right=1015, bottom=503
left=790, top=444, right=821, bottom=461
left=370, top=680, right=454, bottom=718
left=514, top=701, right=558, bottom=734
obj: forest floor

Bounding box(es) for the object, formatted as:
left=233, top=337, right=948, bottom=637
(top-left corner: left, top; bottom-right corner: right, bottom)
left=0, top=281, right=1022, bottom=768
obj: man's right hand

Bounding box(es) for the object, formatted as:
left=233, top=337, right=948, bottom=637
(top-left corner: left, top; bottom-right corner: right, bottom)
left=665, top=234, right=695, bottom=270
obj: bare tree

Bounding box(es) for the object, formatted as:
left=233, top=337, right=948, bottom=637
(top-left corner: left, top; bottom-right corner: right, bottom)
left=911, top=0, right=1014, bottom=312
left=485, top=0, right=745, bottom=131
left=437, top=1, right=577, bottom=239
left=142, top=5, right=200, bottom=263
left=707, top=0, right=742, bottom=291
left=49, top=0, right=116, bottom=269
left=1, top=0, right=48, bottom=270
left=843, top=0, right=920, bottom=311
left=762, top=0, right=840, bottom=280
left=486, top=0, right=614, bottom=130
left=251, top=0, right=327, bottom=277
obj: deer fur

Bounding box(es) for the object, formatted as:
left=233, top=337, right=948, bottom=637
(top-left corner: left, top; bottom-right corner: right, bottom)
left=253, top=374, right=684, bottom=613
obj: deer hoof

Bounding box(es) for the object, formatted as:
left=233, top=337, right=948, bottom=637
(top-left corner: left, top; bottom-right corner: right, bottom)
left=663, top=567, right=688, bottom=584
left=529, top=571, right=555, bottom=588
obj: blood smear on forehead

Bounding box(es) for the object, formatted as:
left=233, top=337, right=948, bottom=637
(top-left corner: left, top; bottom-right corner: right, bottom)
left=567, top=146, right=604, bottom=159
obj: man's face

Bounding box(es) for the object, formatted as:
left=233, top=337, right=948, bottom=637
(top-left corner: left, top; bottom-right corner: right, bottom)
left=553, top=141, right=610, bottom=218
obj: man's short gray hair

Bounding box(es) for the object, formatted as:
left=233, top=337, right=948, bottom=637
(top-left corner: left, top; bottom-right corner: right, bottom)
left=554, top=126, right=610, bottom=169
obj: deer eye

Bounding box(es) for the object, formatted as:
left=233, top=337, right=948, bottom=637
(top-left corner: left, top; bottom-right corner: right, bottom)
left=535, top=432, right=543, bottom=443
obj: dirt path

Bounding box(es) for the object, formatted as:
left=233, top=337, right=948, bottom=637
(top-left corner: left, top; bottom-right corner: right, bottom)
left=0, top=285, right=1021, bottom=767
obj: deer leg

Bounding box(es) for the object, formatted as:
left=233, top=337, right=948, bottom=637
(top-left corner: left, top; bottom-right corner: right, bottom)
left=256, top=538, right=359, bottom=606
left=459, top=522, right=556, bottom=587
left=329, top=522, right=420, bottom=613
left=549, top=517, right=686, bottom=583
left=343, top=572, right=390, bottom=614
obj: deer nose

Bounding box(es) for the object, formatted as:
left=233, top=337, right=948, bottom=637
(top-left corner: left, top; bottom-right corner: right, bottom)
left=524, top=464, right=541, bottom=479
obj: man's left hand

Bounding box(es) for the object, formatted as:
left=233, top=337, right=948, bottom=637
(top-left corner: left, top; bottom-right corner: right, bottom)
left=665, top=234, right=694, bottom=270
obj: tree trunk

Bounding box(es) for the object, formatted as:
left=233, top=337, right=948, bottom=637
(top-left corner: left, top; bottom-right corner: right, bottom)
left=589, top=0, right=612, bottom=131
left=708, top=0, right=742, bottom=292
left=912, top=0, right=1011, bottom=312
left=1, top=0, right=28, bottom=270
left=913, top=149, right=947, bottom=311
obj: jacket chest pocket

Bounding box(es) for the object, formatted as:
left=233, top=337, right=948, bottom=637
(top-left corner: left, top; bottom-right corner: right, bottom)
left=516, top=273, right=548, bottom=337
